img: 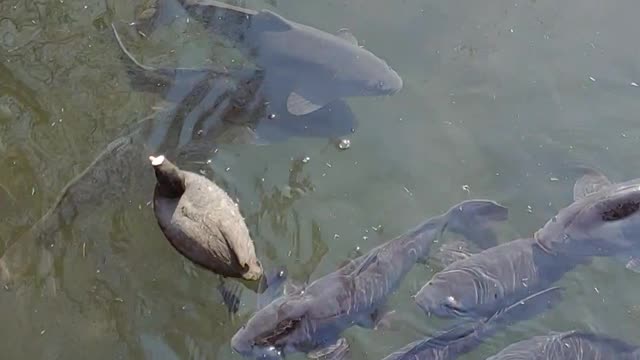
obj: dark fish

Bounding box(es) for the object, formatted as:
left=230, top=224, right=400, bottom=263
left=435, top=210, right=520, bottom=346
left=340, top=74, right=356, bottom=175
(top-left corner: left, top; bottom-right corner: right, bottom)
left=111, top=23, right=357, bottom=148
left=136, top=0, right=403, bottom=116
left=535, top=167, right=640, bottom=272
left=414, top=167, right=640, bottom=321
left=382, top=286, right=563, bottom=360
left=485, top=331, right=640, bottom=359
left=230, top=200, right=508, bottom=359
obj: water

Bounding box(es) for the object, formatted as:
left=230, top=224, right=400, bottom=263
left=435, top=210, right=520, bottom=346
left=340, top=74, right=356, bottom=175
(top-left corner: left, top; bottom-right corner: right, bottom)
left=1, top=0, right=640, bottom=358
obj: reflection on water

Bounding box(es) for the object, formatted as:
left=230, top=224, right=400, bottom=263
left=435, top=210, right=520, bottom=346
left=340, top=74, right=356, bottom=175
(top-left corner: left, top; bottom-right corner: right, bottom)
left=2, top=0, right=640, bottom=358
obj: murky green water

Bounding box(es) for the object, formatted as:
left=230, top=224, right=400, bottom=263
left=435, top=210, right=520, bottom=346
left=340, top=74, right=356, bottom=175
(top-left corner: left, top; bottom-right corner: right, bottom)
left=2, top=0, right=640, bottom=358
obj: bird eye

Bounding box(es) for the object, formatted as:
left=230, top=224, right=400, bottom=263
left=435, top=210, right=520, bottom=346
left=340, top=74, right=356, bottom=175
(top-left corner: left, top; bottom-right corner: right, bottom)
left=377, top=80, right=385, bottom=89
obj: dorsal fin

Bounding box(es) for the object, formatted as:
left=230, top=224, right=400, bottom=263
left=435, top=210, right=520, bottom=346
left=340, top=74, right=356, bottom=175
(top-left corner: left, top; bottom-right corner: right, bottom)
left=336, top=28, right=358, bottom=45
left=255, top=9, right=293, bottom=31
left=573, top=167, right=612, bottom=201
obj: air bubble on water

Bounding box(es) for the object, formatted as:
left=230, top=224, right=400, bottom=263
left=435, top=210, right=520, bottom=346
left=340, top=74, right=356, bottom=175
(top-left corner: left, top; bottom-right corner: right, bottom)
left=336, top=138, right=351, bottom=150
left=225, top=167, right=231, bottom=172
left=301, top=156, right=310, bottom=164
left=527, top=205, right=533, bottom=214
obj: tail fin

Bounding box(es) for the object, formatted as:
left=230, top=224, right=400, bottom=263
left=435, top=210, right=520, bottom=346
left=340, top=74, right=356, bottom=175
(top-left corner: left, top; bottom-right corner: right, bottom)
left=444, top=199, right=508, bottom=249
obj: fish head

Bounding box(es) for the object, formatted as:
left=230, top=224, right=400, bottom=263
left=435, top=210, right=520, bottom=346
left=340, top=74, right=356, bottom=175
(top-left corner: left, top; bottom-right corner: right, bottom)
left=355, top=56, right=403, bottom=97
left=363, top=60, right=403, bottom=96
left=325, top=45, right=403, bottom=98
left=413, top=271, right=482, bottom=319
left=536, top=181, right=640, bottom=256
left=231, top=295, right=314, bottom=358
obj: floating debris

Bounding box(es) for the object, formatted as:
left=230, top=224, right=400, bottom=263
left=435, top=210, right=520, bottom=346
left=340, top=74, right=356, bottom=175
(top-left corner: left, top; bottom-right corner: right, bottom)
left=589, top=76, right=596, bottom=82
left=301, top=156, right=310, bottom=164
left=631, top=82, right=639, bottom=87
left=549, top=177, right=559, bottom=182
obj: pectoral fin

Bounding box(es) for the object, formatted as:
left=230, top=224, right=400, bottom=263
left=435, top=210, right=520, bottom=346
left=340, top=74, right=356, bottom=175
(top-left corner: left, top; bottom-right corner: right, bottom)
left=287, top=91, right=328, bottom=116
left=217, top=280, right=242, bottom=314
left=430, top=239, right=476, bottom=268
left=307, top=338, right=350, bottom=360
left=625, top=257, right=640, bottom=273
left=336, top=28, right=359, bottom=45
left=256, top=266, right=289, bottom=310
left=284, top=280, right=306, bottom=296
left=572, top=167, right=612, bottom=201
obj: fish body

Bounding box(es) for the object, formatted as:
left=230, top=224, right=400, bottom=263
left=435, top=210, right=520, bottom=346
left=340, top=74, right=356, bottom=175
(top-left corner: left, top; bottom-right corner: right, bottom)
left=169, top=0, right=404, bottom=116
left=414, top=237, right=580, bottom=320
left=415, top=167, right=640, bottom=321
left=111, top=23, right=358, bottom=148
left=383, top=287, right=563, bottom=360
left=486, top=331, right=640, bottom=360
left=230, top=200, right=508, bottom=359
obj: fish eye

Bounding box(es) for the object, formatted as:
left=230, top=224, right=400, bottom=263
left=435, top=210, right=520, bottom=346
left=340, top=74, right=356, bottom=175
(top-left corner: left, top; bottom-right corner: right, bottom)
left=601, top=201, right=640, bottom=221
left=443, top=303, right=467, bottom=316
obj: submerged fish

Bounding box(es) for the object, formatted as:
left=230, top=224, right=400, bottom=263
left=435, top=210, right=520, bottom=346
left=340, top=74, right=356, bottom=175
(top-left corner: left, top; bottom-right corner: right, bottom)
left=414, top=167, right=640, bottom=321
left=230, top=199, right=508, bottom=359
left=486, top=330, right=640, bottom=360
left=535, top=167, right=640, bottom=272
left=135, top=0, right=403, bottom=116
left=382, top=286, right=563, bottom=360
left=111, top=23, right=358, bottom=148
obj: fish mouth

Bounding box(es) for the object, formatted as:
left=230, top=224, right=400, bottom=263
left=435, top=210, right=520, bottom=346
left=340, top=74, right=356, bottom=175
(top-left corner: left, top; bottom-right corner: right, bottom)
left=389, top=70, right=404, bottom=94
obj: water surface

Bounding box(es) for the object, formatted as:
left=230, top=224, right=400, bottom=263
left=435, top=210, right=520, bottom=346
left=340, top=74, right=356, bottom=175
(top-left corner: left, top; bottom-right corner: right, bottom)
left=2, top=0, right=640, bottom=358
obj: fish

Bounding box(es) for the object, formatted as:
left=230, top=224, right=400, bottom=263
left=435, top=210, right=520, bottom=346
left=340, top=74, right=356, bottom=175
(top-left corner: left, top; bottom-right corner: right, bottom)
left=382, top=286, right=564, bottom=360
left=485, top=330, right=640, bottom=359
left=229, top=199, right=508, bottom=360
left=137, top=0, right=403, bottom=116
left=111, top=23, right=358, bottom=148
left=414, top=167, right=640, bottom=321
left=534, top=167, right=640, bottom=272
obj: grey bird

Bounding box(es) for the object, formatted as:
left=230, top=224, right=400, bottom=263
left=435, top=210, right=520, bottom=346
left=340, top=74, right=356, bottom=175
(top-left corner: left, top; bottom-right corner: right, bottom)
left=150, top=154, right=263, bottom=280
